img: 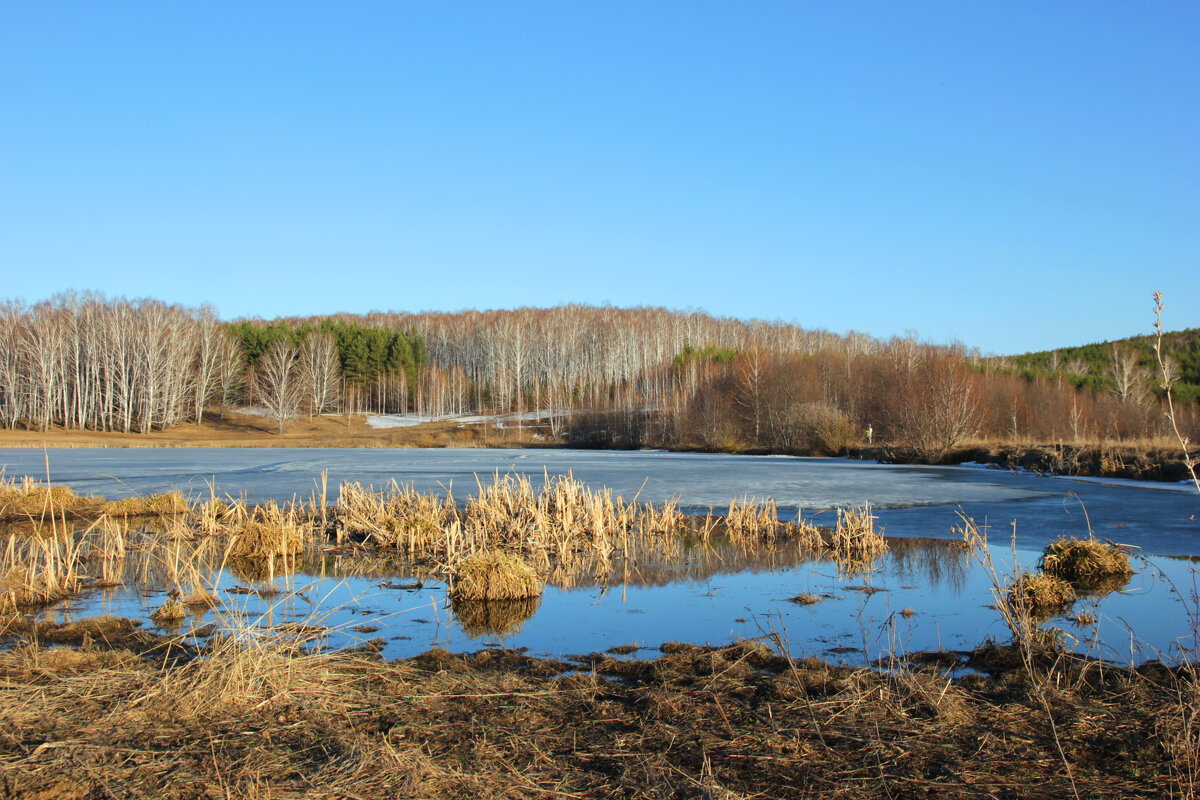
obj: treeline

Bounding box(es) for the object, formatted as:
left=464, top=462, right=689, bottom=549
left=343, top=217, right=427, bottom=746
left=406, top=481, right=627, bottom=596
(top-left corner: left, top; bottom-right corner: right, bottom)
left=284, top=305, right=1198, bottom=455
left=573, top=339, right=1196, bottom=459
left=0, top=294, right=426, bottom=434
left=1, top=294, right=1195, bottom=455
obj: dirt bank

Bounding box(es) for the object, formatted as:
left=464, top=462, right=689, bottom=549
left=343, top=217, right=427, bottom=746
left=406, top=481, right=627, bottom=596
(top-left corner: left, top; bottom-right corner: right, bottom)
left=0, top=616, right=1192, bottom=799
left=852, top=441, right=1198, bottom=483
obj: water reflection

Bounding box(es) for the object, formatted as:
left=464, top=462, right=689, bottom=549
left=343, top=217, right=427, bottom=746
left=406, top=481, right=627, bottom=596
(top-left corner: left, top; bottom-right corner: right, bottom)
left=886, top=537, right=971, bottom=593
left=6, top=520, right=1192, bottom=666
left=452, top=597, right=542, bottom=638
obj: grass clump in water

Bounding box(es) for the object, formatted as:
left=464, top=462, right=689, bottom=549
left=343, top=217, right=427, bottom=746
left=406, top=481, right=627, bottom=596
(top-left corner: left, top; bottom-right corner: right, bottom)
left=1039, top=536, right=1133, bottom=591
left=150, top=598, right=187, bottom=625
left=0, top=476, right=97, bottom=521
left=450, top=550, right=542, bottom=601
left=1005, top=571, right=1076, bottom=618
left=103, top=491, right=190, bottom=518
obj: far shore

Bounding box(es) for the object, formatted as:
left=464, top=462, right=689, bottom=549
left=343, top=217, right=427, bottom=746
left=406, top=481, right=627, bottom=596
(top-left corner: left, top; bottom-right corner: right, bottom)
left=0, top=410, right=1195, bottom=483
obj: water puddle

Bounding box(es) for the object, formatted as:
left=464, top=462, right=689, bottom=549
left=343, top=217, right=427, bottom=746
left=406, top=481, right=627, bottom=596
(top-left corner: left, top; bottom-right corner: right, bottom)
left=22, top=529, right=1197, bottom=666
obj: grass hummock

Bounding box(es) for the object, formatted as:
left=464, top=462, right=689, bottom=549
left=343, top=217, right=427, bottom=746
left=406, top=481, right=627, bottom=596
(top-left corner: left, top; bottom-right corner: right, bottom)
left=450, top=550, right=543, bottom=601
left=1005, top=571, right=1077, bottom=617
left=1039, top=536, right=1134, bottom=591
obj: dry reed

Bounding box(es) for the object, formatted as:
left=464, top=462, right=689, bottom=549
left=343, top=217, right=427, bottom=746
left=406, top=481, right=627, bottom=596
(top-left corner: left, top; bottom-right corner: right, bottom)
left=102, top=491, right=190, bottom=518
left=0, top=475, right=98, bottom=521
left=1040, top=536, right=1133, bottom=590
left=449, top=550, right=542, bottom=601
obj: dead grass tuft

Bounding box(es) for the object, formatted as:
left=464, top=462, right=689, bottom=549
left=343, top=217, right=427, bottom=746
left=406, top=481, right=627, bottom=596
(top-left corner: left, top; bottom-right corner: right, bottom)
left=450, top=550, right=542, bottom=601
left=102, top=491, right=190, bottom=518
left=150, top=598, right=187, bottom=625
left=0, top=475, right=98, bottom=521
left=1006, top=570, right=1077, bottom=618
left=1040, top=536, right=1133, bottom=591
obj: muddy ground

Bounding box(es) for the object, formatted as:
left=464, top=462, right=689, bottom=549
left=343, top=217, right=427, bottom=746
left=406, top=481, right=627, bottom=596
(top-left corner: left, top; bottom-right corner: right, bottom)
left=0, top=615, right=1193, bottom=799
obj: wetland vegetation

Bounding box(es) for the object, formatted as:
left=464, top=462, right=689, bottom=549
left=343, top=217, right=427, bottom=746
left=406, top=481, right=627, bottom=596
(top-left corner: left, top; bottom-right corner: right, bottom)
left=0, top=468, right=1196, bottom=798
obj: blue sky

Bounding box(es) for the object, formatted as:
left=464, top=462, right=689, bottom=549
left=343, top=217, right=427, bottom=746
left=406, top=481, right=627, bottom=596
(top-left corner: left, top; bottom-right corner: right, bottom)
left=2, top=2, right=1197, bottom=355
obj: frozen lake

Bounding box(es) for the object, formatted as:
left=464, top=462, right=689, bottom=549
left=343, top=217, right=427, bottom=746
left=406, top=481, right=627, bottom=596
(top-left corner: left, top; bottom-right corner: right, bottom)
left=2, top=447, right=1196, bottom=555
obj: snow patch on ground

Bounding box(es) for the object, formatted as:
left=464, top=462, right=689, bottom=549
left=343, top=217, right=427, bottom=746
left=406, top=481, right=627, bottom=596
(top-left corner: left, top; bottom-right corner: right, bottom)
left=365, top=410, right=566, bottom=430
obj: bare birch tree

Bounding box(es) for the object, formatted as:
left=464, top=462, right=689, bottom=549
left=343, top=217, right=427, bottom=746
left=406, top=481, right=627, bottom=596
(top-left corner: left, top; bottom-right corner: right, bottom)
left=298, top=331, right=342, bottom=417
left=214, top=330, right=245, bottom=420
left=255, top=339, right=301, bottom=435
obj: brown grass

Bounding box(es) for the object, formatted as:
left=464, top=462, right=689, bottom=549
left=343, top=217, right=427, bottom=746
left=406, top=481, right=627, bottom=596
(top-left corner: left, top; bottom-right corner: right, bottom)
left=0, top=620, right=1191, bottom=799
left=1006, top=571, right=1077, bottom=618
left=0, top=475, right=100, bottom=521
left=149, top=597, right=187, bottom=625
left=102, top=491, right=190, bottom=518
left=450, top=550, right=542, bottom=601
left=1040, top=536, right=1134, bottom=591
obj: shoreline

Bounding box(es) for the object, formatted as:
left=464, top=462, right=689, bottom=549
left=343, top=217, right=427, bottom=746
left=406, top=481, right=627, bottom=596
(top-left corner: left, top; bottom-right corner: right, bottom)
left=0, top=411, right=1195, bottom=484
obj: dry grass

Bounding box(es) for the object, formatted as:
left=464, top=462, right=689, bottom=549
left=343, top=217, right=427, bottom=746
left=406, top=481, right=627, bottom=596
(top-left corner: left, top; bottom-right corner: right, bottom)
left=725, top=495, right=780, bottom=539
left=1006, top=571, right=1077, bottom=618
left=450, top=550, right=542, bottom=601
left=0, top=473, right=899, bottom=615
left=0, top=475, right=99, bottom=521
left=1040, top=536, right=1134, bottom=591
left=102, top=490, right=190, bottom=518
left=0, top=521, right=91, bottom=611
left=0, top=621, right=1191, bottom=800
left=149, top=597, right=187, bottom=624
left=829, top=503, right=889, bottom=573
left=336, top=479, right=458, bottom=553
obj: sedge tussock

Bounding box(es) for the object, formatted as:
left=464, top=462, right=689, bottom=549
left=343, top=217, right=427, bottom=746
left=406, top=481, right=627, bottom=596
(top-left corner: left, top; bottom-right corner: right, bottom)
left=150, top=598, right=187, bottom=624
left=828, top=503, right=888, bottom=575
left=102, top=491, right=190, bottom=518
left=725, top=496, right=779, bottom=540
left=450, top=550, right=542, bottom=601
left=1006, top=571, right=1076, bottom=617
left=1039, top=536, right=1133, bottom=591
left=0, top=476, right=97, bottom=521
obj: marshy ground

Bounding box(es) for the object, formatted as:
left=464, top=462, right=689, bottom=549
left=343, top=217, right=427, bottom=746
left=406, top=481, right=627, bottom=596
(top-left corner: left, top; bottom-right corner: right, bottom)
left=0, top=475, right=1196, bottom=798
left=0, top=615, right=1195, bottom=799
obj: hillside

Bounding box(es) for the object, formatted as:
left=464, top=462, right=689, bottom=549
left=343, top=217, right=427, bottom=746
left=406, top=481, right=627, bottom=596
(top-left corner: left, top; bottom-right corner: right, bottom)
left=995, top=328, right=1200, bottom=405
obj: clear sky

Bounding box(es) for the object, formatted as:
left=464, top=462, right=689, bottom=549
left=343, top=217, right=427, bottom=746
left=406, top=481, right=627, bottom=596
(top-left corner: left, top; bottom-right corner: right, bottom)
left=2, top=2, right=1197, bottom=355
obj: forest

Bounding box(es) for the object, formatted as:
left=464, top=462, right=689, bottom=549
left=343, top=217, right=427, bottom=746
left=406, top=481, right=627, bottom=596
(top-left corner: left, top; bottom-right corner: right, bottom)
left=0, top=292, right=1196, bottom=459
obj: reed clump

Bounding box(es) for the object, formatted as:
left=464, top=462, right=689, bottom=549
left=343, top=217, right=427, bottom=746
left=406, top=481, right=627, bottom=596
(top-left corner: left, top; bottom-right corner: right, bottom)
left=1039, top=536, right=1133, bottom=591
left=150, top=598, right=187, bottom=625
left=1006, top=571, right=1076, bottom=617
left=0, top=530, right=87, bottom=611
left=228, top=520, right=297, bottom=561
left=725, top=496, right=779, bottom=540
left=832, top=504, right=888, bottom=556
left=336, top=480, right=457, bottom=553
left=450, top=550, right=542, bottom=601
left=103, top=491, right=190, bottom=518
left=0, top=476, right=98, bottom=521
